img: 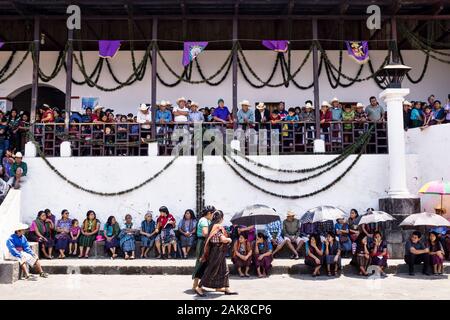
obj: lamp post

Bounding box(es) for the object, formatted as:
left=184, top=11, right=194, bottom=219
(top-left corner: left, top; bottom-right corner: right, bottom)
left=376, top=62, right=421, bottom=259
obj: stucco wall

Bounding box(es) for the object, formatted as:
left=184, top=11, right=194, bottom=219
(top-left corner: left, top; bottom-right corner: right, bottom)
left=0, top=50, right=449, bottom=114
left=19, top=152, right=421, bottom=225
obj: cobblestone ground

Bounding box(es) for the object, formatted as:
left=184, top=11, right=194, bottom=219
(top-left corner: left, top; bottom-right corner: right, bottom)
left=0, top=274, right=449, bottom=300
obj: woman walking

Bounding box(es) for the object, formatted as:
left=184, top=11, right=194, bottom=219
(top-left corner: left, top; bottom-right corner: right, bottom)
left=197, top=210, right=237, bottom=297
left=192, top=205, right=215, bottom=291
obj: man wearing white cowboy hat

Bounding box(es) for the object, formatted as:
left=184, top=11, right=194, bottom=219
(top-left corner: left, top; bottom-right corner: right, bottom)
left=188, top=102, right=204, bottom=123
left=237, top=100, right=255, bottom=125
left=6, top=222, right=48, bottom=280
left=137, top=103, right=152, bottom=130
left=330, top=97, right=342, bottom=121
left=282, top=211, right=306, bottom=260
left=155, top=100, right=172, bottom=124
left=300, top=101, right=316, bottom=142
left=173, top=97, right=189, bottom=123
left=255, top=102, right=270, bottom=127
left=8, top=152, right=27, bottom=189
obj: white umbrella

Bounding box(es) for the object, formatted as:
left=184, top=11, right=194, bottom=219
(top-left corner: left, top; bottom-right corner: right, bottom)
left=299, top=205, right=348, bottom=224
left=399, top=212, right=450, bottom=229
left=357, top=211, right=395, bottom=225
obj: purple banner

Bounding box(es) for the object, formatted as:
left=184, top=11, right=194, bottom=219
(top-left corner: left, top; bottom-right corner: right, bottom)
left=182, top=42, right=208, bottom=67
left=345, top=41, right=369, bottom=64
left=99, top=40, right=121, bottom=58
left=262, top=40, right=289, bottom=52
left=0, top=41, right=4, bottom=49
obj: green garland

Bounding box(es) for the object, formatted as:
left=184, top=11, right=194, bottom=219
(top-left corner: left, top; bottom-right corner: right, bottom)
left=227, top=129, right=370, bottom=184
left=0, top=51, right=17, bottom=79
left=155, top=41, right=235, bottom=85
left=222, top=130, right=371, bottom=199
left=0, top=44, right=32, bottom=84
left=235, top=127, right=372, bottom=173
left=28, top=132, right=179, bottom=196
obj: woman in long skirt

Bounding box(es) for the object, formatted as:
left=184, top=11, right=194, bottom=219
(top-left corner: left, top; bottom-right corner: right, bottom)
left=192, top=205, right=215, bottom=291
left=178, top=209, right=197, bottom=259
left=78, top=210, right=100, bottom=258
left=119, top=214, right=136, bottom=260
left=253, top=232, right=273, bottom=278
left=197, top=210, right=237, bottom=297
left=355, top=234, right=370, bottom=276
left=55, top=210, right=72, bottom=259
left=104, top=216, right=120, bottom=259
left=29, top=210, right=55, bottom=259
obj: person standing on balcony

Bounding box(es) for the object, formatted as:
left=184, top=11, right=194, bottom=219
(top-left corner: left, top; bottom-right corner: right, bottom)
left=137, top=103, right=152, bottom=130
left=173, top=97, right=189, bottom=123
left=237, top=100, right=255, bottom=131
left=188, top=102, right=204, bottom=123
left=365, top=96, right=385, bottom=122
left=320, top=101, right=332, bottom=142
left=213, top=98, right=233, bottom=124
left=277, top=101, right=288, bottom=120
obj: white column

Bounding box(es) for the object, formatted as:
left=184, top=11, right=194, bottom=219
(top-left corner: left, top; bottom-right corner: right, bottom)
left=379, top=88, right=413, bottom=198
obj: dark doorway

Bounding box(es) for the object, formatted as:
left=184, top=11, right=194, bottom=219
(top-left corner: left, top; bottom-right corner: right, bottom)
left=8, top=85, right=65, bottom=116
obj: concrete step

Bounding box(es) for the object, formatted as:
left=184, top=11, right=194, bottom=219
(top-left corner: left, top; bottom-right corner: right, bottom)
left=38, top=258, right=450, bottom=276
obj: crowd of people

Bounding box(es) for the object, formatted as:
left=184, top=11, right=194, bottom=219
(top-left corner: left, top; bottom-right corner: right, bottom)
left=403, top=94, right=450, bottom=130
left=7, top=205, right=449, bottom=286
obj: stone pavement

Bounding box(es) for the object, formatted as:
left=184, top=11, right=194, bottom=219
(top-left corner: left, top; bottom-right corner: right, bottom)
left=0, top=273, right=448, bottom=300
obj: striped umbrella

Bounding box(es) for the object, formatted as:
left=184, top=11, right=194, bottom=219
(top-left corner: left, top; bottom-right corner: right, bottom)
left=418, top=180, right=450, bottom=210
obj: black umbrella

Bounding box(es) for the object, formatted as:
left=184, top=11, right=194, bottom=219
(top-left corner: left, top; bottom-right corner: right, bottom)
left=230, top=204, right=280, bottom=226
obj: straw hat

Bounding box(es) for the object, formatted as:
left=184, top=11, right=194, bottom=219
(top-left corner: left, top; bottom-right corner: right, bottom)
left=305, top=102, right=314, bottom=109
left=256, top=102, right=266, bottom=110
left=14, top=152, right=23, bottom=158
left=14, top=222, right=29, bottom=231
left=321, top=101, right=331, bottom=108
left=191, top=101, right=199, bottom=107
left=331, top=97, right=339, bottom=103
left=403, top=100, right=412, bottom=106
left=166, top=100, right=172, bottom=106
left=93, top=105, right=104, bottom=112
left=139, top=103, right=149, bottom=111
left=159, top=100, right=167, bottom=107
left=176, top=97, right=187, bottom=104
left=240, top=100, right=250, bottom=107
left=286, top=210, right=296, bottom=217
left=356, top=102, right=364, bottom=108
left=434, top=206, right=447, bottom=214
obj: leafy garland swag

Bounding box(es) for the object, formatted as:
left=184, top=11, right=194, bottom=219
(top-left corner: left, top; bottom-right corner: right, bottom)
left=222, top=126, right=373, bottom=199
left=4, top=33, right=447, bottom=90
left=27, top=132, right=178, bottom=196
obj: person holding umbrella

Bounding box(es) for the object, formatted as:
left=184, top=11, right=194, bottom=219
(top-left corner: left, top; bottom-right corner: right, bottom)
left=404, top=231, right=431, bottom=276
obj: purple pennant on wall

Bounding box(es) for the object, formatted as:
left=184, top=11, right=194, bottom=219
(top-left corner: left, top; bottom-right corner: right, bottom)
left=262, top=40, right=289, bottom=52
left=0, top=41, right=4, bottom=49
left=99, top=40, right=122, bottom=58
left=182, top=41, right=208, bottom=67
left=345, top=41, right=370, bottom=64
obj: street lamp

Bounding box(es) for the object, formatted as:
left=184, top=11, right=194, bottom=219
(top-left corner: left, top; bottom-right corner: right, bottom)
left=375, top=63, right=411, bottom=88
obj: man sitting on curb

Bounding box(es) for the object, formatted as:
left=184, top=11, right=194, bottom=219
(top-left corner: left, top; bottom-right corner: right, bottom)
left=9, top=152, right=27, bottom=189
left=6, top=222, right=48, bottom=280
left=404, top=231, right=431, bottom=276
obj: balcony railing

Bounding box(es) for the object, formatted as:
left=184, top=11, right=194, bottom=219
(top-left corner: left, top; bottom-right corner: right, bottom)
left=28, top=121, right=388, bottom=157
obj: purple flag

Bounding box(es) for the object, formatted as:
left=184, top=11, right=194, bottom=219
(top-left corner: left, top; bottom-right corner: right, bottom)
left=0, top=41, right=4, bottom=49
left=262, top=40, right=289, bottom=52
left=99, top=40, right=121, bottom=58
left=345, top=41, right=369, bottom=64
left=182, top=42, right=208, bottom=67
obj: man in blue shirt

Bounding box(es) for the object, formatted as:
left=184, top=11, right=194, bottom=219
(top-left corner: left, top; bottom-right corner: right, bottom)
left=6, top=223, right=48, bottom=280
left=155, top=101, right=172, bottom=123
left=213, top=98, right=234, bottom=123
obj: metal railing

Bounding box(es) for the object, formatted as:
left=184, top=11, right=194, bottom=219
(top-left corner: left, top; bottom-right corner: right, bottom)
left=28, top=121, right=388, bottom=157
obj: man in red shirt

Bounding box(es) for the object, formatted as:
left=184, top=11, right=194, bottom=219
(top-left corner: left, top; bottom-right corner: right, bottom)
left=40, top=104, right=55, bottom=123
left=155, top=206, right=177, bottom=259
